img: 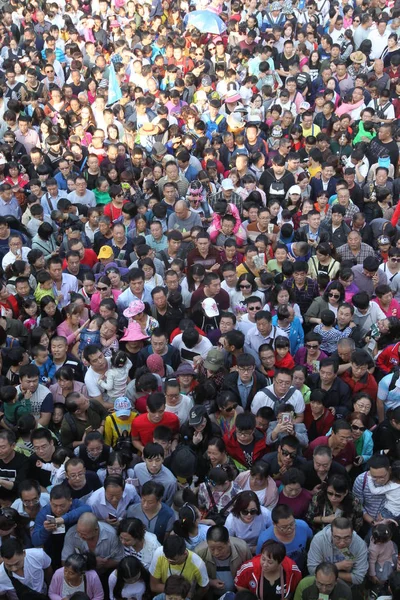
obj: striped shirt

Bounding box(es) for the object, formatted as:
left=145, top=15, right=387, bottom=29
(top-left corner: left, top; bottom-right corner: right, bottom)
left=352, top=471, right=386, bottom=519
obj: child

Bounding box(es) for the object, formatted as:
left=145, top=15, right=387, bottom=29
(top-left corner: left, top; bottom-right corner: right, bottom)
left=256, top=406, right=275, bottom=433
left=36, top=446, right=72, bottom=490
left=369, top=461, right=400, bottom=520
left=369, top=522, right=398, bottom=587
left=78, top=316, right=103, bottom=357
left=103, top=396, right=137, bottom=448
left=48, top=403, right=66, bottom=442
left=0, top=385, right=32, bottom=428
left=274, top=336, right=295, bottom=369
left=313, top=310, right=352, bottom=355
left=31, top=344, right=56, bottom=386
left=100, top=317, right=119, bottom=357
left=21, top=299, right=38, bottom=332
left=153, top=425, right=173, bottom=458
left=153, top=574, right=191, bottom=600
left=98, top=350, right=132, bottom=401
left=34, top=271, right=57, bottom=304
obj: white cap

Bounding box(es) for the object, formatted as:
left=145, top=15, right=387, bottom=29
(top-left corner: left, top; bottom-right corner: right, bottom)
left=221, top=179, right=234, bottom=191
left=299, top=101, right=311, bottom=110
left=202, top=298, right=219, bottom=318
left=288, top=185, right=302, bottom=195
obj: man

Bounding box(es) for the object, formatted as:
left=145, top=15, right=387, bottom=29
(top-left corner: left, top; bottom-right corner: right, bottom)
left=0, top=539, right=52, bottom=597
left=351, top=256, right=388, bottom=296
left=0, top=183, right=21, bottom=219
left=32, top=484, right=91, bottom=568
left=28, top=428, right=57, bottom=490
left=48, top=256, right=78, bottom=309
left=168, top=200, right=202, bottom=250
left=117, top=268, right=153, bottom=311
left=150, top=535, right=209, bottom=596
left=337, top=231, right=375, bottom=264
left=127, top=480, right=175, bottom=543
left=0, top=431, right=29, bottom=502
left=2, top=235, right=30, bottom=270
left=256, top=504, right=313, bottom=571
left=321, top=205, right=351, bottom=249
left=158, top=161, right=190, bottom=198
left=310, top=163, right=337, bottom=202
left=82, top=344, right=113, bottom=409
left=50, top=336, right=84, bottom=381
left=261, top=435, right=305, bottom=479
left=187, top=231, right=220, bottom=272
left=294, top=562, right=352, bottom=600
left=308, top=517, right=368, bottom=590
left=306, top=420, right=355, bottom=470
left=247, top=207, right=274, bottom=244
left=251, top=369, right=305, bottom=421
left=340, top=349, right=378, bottom=400
left=15, top=115, right=39, bottom=154
left=132, top=442, right=176, bottom=505
left=68, top=176, right=96, bottom=208
left=326, top=187, right=360, bottom=223
left=222, top=353, right=268, bottom=411
left=308, top=358, right=352, bottom=419
left=369, top=123, right=399, bottom=168
left=62, top=512, right=124, bottom=575
left=377, top=369, right=400, bottom=422
left=61, top=392, right=107, bottom=448
left=146, top=221, right=168, bottom=252
left=136, top=329, right=181, bottom=371
left=283, top=262, right=319, bottom=315
left=196, top=525, right=252, bottom=596
left=301, top=445, right=348, bottom=493
left=295, top=210, right=329, bottom=253
left=352, top=454, right=390, bottom=529
left=245, top=310, right=288, bottom=353
left=16, top=364, right=53, bottom=426
left=259, top=154, right=295, bottom=203
left=131, top=393, right=180, bottom=454
left=11, top=480, right=50, bottom=523
left=190, top=273, right=230, bottom=329
left=64, top=457, right=101, bottom=499
left=334, top=61, right=354, bottom=95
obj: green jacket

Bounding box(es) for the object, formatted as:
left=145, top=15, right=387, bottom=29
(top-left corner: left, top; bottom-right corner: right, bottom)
left=294, top=576, right=353, bottom=600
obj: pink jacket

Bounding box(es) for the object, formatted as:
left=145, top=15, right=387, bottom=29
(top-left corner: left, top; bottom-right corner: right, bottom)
left=235, top=471, right=279, bottom=509
left=49, top=568, right=104, bottom=600
left=209, top=203, right=246, bottom=245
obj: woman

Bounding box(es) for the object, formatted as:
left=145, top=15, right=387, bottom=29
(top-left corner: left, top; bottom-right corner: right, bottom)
left=304, top=281, right=345, bottom=324
left=49, top=366, right=88, bottom=404
left=352, top=393, right=376, bottom=429
left=118, top=518, right=160, bottom=568
left=76, top=431, right=112, bottom=472
left=97, top=451, right=135, bottom=484
left=338, top=268, right=359, bottom=303
left=308, top=243, right=340, bottom=281
left=0, top=507, right=31, bottom=547
left=294, top=332, right=327, bottom=375
left=235, top=539, right=302, bottom=597
left=373, top=284, right=400, bottom=317
left=139, top=258, right=164, bottom=292
left=205, top=437, right=238, bottom=476
left=209, top=392, right=243, bottom=435
left=32, top=222, right=57, bottom=261
left=0, top=280, right=19, bottom=318
left=57, top=304, right=89, bottom=353
left=49, top=552, right=103, bottom=600
left=303, top=50, right=321, bottom=80
left=235, top=462, right=279, bottom=510
left=225, top=491, right=272, bottom=551
left=278, top=468, right=312, bottom=520
left=383, top=33, right=400, bottom=67
left=292, top=365, right=311, bottom=403
left=87, top=476, right=140, bottom=522
left=198, top=466, right=242, bottom=514
left=105, top=267, right=126, bottom=291
left=306, top=474, right=363, bottom=532
left=272, top=304, right=304, bottom=356
left=181, top=264, right=206, bottom=301
left=303, top=389, right=335, bottom=441
left=173, top=503, right=210, bottom=550
left=173, top=363, right=198, bottom=399
left=123, top=299, right=159, bottom=337
left=349, top=411, right=374, bottom=466
left=38, top=296, right=63, bottom=327
left=267, top=285, right=302, bottom=322
left=230, top=273, right=264, bottom=316
left=109, top=556, right=147, bottom=600
left=90, top=276, right=122, bottom=314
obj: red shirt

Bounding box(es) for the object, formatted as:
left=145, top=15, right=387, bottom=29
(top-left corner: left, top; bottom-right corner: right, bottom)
left=62, top=248, right=98, bottom=271
left=103, top=201, right=128, bottom=223
left=131, top=412, right=180, bottom=446
left=340, top=369, right=378, bottom=401
left=306, top=435, right=356, bottom=467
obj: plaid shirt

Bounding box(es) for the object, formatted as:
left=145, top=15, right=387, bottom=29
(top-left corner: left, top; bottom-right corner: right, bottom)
left=336, top=242, right=376, bottom=264
left=325, top=201, right=360, bottom=222
left=283, top=277, right=319, bottom=315
left=210, top=190, right=243, bottom=212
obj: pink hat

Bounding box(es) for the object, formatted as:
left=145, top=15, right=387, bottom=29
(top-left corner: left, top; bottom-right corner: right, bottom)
left=123, top=300, right=145, bottom=319
left=146, top=354, right=165, bottom=376
left=224, top=90, right=242, bottom=104
left=110, top=20, right=121, bottom=28
left=120, top=322, right=149, bottom=342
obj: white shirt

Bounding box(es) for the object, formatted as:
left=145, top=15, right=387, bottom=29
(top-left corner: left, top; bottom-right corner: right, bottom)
left=0, top=548, right=51, bottom=594
left=251, top=383, right=305, bottom=416
left=171, top=333, right=213, bottom=364
left=165, top=393, right=194, bottom=425
left=367, top=28, right=390, bottom=59
left=2, top=246, right=30, bottom=270
left=68, top=189, right=96, bottom=208
left=245, top=324, right=288, bottom=352
left=225, top=506, right=272, bottom=546
left=84, top=357, right=112, bottom=399
left=368, top=99, right=395, bottom=120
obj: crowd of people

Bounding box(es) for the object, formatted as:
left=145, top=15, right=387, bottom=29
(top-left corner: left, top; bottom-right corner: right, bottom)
left=1, top=0, right=400, bottom=599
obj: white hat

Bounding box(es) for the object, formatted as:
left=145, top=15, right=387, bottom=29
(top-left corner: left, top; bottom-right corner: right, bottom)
left=221, top=179, right=234, bottom=191
left=288, top=185, right=302, bottom=195
left=202, top=298, right=219, bottom=318
left=299, top=101, right=311, bottom=110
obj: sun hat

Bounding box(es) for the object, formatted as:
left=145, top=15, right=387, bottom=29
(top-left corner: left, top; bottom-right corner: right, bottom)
left=203, top=348, right=225, bottom=372
left=151, top=142, right=167, bottom=158
left=225, top=90, right=242, bottom=103
left=120, top=322, right=149, bottom=342
left=98, top=246, right=113, bottom=259
left=138, top=122, right=159, bottom=135
left=350, top=51, right=366, bottom=64
left=174, top=363, right=196, bottom=377
left=123, top=300, right=145, bottom=319
left=114, top=396, right=131, bottom=417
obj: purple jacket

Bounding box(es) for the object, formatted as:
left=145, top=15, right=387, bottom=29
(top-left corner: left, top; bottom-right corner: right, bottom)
left=49, top=568, right=104, bottom=600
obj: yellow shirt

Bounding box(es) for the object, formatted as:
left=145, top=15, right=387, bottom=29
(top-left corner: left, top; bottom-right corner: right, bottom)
left=104, top=412, right=137, bottom=447
left=308, top=164, right=322, bottom=179
left=301, top=123, right=321, bottom=138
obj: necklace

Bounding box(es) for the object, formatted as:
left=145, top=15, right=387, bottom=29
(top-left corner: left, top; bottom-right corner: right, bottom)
left=169, top=557, right=187, bottom=577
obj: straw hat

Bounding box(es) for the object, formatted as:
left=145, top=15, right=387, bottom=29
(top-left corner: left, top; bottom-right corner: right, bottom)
left=138, top=122, right=159, bottom=135
left=350, top=51, right=366, bottom=64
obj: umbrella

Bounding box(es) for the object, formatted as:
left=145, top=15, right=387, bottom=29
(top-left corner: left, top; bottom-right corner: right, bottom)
left=186, top=10, right=226, bottom=34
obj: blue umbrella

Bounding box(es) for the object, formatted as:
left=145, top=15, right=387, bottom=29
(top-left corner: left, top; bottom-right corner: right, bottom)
left=186, top=10, right=226, bottom=34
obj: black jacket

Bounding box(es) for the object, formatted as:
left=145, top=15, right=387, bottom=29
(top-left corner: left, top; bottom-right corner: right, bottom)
left=321, top=221, right=351, bottom=249
left=259, top=168, right=295, bottom=204
left=308, top=374, right=352, bottom=418
left=222, top=371, right=269, bottom=411
left=373, top=420, right=400, bottom=460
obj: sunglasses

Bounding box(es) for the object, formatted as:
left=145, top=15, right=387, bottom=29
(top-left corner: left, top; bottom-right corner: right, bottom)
left=327, top=490, right=344, bottom=498
left=240, top=508, right=258, bottom=516
left=328, top=293, right=341, bottom=298
left=96, top=286, right=108, bottom=291
left=306, top=344, right=319, bottom=349
left=351, top=424, right=366, bottom=432
left=281, top=448, right=297, bottom=459
left=224, top=404, right=238, bottom=412
left=391, top=258, right=400, bottom=262
left=248, top=306, right=262, bottom=311
left=240, top=284, right=251, bottom=289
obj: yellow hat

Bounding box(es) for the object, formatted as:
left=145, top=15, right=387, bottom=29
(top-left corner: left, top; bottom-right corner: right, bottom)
left=97, top=245, right=113, bottom=259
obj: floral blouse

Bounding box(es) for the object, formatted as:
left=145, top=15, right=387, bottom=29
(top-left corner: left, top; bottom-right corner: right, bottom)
left=306, top=492, right=364, bottom=532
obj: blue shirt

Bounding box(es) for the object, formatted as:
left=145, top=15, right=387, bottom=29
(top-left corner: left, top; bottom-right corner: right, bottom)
left=256, top=519, right=313, bottom=570
left=0, top=196, right=21, bottom=219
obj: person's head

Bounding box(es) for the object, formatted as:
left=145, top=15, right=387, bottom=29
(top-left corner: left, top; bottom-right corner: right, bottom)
left=281, top=467, right=305, bottom=498
left=331, top=420, right=352, bottom=449
left=64, top=551, right=97, bottom=581
left=235, top=412, right=256, bottom=446
left=49, top=485, right=73, bottom=518
left=31, top=427, right=55, bottom=461
left=163, top=535, right=188, bottom=565
left=83, top=344, right=108, bottom=372
left=64, top=458, right=87, bottom=490
left=232, top=490, right=261, bottom=524
left=143, top=443, right=164, bottom=475
left=277, top=435, right=299, bottom=468
left=315, top=563, right=339, bottom=596
left=331, top=517, right=353, bottom=549
left=236, top=354, right=256, bottom=384
left=146, top=392, right=166, bottom=424
left=260, top=539, right=286, bottom=573
left=369, top=454, right=391, bottom=487
left=273, top=368, right=293, bottom=396
left=271, top=504, right=295, bottom=535
left=350, top=349, right=370, bottom=380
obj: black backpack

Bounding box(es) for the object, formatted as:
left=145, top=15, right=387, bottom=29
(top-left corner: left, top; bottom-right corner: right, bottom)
left=110, top=415, right=135, bottom=456
left=389, top=368, right=400, bottom=392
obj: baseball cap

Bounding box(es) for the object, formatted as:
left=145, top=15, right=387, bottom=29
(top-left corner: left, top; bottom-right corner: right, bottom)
left=203, top=348, right=225, bottom=372
left=97, top=246, right=113, bottom=259
left=189, top=405, right=207, bottom=426
left=377, top=235, right=391, bottom=245
left=299, top=101, right=311, bottom=110
left=114, top=396, right=131, bottom=417
left=202, top=298, right=219, bottom=318
left=221, top=179, right=234, bottom=191
left=201, top=75, right=212, bottom=87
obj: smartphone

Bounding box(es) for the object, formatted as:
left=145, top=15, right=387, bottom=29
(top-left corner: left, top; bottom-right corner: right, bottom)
left=268, top=224, right=275, bottom=234
left=46, top=515, right=56, bottom=523
left=108, top=513, right=117, bottom=520
left=281, top=412, right=292, bottom=424
left=319, top=595, right=329, bottom=600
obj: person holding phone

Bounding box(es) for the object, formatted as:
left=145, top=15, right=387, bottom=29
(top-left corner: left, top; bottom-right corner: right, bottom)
left=293, top=561, right=352, bottom=600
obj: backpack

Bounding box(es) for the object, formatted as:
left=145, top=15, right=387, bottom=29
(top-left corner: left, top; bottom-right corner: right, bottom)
left=110, top=415, right=135, bottom=456
left=389, top=368, right=400, bottom=392
left=204, top=481, right=237, bottom=526
left=261, top=386, right=297, bottom=414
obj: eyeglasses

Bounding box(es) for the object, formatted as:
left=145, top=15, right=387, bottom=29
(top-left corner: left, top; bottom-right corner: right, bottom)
left=108, top=467, right=122, bottom=473
left=328, top=293, right=341, bottom=299
left=208, top=46, right=216, bottom=50
left=96, top=286, right=108, bottom=291
left=238, top=366, right=254, bottom=373
left=240, top=284, right=251, bottom=289
left=224, top=404, right=238, bottom=412
left=306, top=344, right=319, bottom=349
left=240, top=508, right=258, bottom=516
left=332, top=534, right=352, bottom=543
left=327, top=490, right=345, bottom=498
left=68, top=471, right=85, bottom=480
left=351, top=424, right=366, bottom=432
left=22, top=498, right=40, bottom=506
left=248, top=306, right=261, bottom=311
left=391, top=258, right=400, bottom=262
left=276, top=521, right=295, bottom=531
left=281, top=448, right=297, bottom=459
left=195, top=52, right=204, bottom=56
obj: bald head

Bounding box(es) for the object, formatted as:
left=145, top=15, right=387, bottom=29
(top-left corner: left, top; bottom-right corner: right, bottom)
left=174, top=200, right=189, bottom=219
left=77, top=512, right=98, bottom=531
